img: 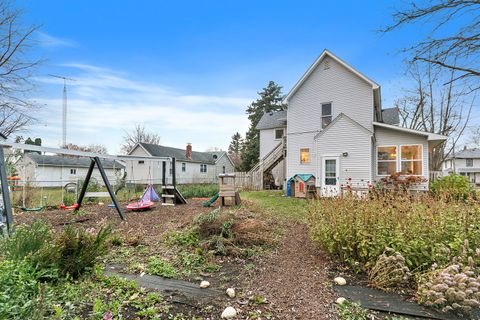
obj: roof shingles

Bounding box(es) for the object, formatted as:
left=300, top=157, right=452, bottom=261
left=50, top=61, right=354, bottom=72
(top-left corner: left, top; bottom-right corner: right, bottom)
left=139, top=143, right=220, bottom=164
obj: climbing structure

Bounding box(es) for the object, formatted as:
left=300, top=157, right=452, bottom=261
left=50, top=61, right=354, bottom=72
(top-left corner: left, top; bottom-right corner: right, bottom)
left=218, top=173, right=241, bottom=207
left=160, top=158, right=187, bottom=206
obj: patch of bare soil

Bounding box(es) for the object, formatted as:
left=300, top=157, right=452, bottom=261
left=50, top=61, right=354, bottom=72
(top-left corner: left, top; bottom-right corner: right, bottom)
left=241, top=222, right=337, bottom=319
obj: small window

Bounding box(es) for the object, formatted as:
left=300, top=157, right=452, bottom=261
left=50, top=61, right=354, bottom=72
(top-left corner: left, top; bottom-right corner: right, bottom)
left=70, top=168, right=77, bottom=175
left=400, top=145, right=423, bottom=175
left=275, top=129, right=284, bottom=140
left=300, top=148, right=310, bottom=164
left=377, top=146, right=397, bottom=176
left=222, top=166, right=226, bottom=174
left=321, top=103, right=332, bottom=128
left=213, top=154, right=218, bottom=160
left=200, top=164, right=207, bottom=173
left=182, top=163, right=186, bottom=172
left=138, top=160, right=144, bottom=164
left=466, top=159, right=473, bottom=167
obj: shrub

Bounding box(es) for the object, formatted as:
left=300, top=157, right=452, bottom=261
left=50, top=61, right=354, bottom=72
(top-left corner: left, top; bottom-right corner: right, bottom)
left=431, top=174, right=475, bottom=200
left=417, top=240, right=480, bottom=313
left=308, top=193, right=480, bottom=272
left=3, top=221, right=53, bottom=261
left=368, top=249, right=411, bottom=291
left=164, top=229, right=199, bottom=247
left=57, top=226, right=112, bottom=278
left=62, top=192, right=76, bottom=206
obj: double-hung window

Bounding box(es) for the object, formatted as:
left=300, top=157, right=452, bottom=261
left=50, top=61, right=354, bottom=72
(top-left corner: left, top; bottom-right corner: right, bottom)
left=400, top=145, right=423, bottom=175
left=321, top=103, right=332, bottom=128
left=182, top=163, right=186, bottom=172
left=377, top=146, right=397, bottom=176
left=466, top=159, right=473, bottom=167
left=275, top=128, right=284, bottom=140
left=300, top=148, right=310, bottom=164
left=200, top=164, right=207, bottom=173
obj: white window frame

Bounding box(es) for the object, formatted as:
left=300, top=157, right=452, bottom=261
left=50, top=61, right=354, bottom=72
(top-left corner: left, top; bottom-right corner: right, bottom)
left=70, top=168, right=77, bottom=175
left=300, top=148, right=310, bottom=164
left=376, top=145, right=398, bottom=177
left=400, top=144, right=423, bottom=176
left=200, top=164, right=207, bottom=173
left=376, top=144, right=424, bottom=177
left=321, top=102, right=333, bottom=129
left=182, top=162, right=186, bottom=172
left=274, top=128, right=284, bottom=140
left=466, top=159, right=473, bottom=167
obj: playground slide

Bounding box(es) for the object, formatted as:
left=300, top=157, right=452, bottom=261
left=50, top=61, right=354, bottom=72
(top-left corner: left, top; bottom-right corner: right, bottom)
left=202, top=193, right=219, bottom=207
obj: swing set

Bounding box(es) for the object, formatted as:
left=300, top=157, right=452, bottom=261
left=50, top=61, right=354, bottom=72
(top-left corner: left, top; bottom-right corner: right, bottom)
left=0, top=141, right=187, bottom=232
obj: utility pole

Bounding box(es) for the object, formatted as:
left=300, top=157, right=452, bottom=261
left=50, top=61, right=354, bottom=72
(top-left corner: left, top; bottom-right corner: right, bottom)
left=49, top=74, right=76, bottom=147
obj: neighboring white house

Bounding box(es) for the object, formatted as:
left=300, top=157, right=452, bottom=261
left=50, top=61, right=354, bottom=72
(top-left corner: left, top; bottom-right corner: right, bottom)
left=16, top=153, right=125, bottom=187
left=255, top=49, right=447, bottom=196
left=125, top=142, right=235, bottom=184
left=442, top=148, right=480, bottom=185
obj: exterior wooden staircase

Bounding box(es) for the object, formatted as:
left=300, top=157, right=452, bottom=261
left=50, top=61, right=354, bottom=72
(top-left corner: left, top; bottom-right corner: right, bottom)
left=248, top=137, right=286, bottom=190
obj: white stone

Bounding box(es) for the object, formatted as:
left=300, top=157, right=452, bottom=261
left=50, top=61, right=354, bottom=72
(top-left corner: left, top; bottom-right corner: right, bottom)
left=221, top=306, right=237, bottom=319
left=226, top=288, right=235, bottom=298
left=336, top=297, right=347, bottom=304
left=199, top=280, right=210, bottom=288
left=334, top=277, right=347, bottom=286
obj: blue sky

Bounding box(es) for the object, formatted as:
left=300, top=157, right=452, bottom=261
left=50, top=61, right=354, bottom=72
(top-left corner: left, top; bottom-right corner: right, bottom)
left=16, top=0, right=473, bottom=153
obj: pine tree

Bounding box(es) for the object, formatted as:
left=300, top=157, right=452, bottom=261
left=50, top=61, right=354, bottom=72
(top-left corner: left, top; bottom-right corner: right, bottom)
left=240, top=81, right=287, bottom=171
left=228, top=132, right=243, bottom=154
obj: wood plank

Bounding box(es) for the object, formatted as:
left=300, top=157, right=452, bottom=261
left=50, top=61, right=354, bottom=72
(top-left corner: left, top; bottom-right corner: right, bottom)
left=84, top=192, right=110, bottom=197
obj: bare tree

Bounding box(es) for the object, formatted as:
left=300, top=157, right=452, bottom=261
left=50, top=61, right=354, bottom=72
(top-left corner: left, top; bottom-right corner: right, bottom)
left=121, top=124, right=161, bottom=154
left=382, top=0, right=480, bottom=90
left=64, top=143, right=108, bottom=154
left=0, top=1, right=41, bottom=137
left=396, top=61, right=475, bottom=170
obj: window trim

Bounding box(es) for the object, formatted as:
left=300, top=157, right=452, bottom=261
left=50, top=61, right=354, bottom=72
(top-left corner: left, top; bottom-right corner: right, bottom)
left=70, top=168, right=77, bottom=175
left=300, top=148, right=310, bottom=164
left=274, top=128, right=284, bottom=140
left=182, top=162, right=186, bottom=172
left=321, top=102, right=333, bottom=129
left=376, top=145, right=398, bottom=177
left=200, top=164, right=207, bottom=173
left=400, top=144, right=423, bottom=176
left=466, top=158, right=474, bottom=167
left=376, top=144, right=424, bottom=177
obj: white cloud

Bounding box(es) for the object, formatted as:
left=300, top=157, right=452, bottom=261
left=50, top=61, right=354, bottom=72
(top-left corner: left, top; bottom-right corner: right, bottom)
left=36, top=31, right=78, bottom=48
left=30, top=63, right=252, bottom=153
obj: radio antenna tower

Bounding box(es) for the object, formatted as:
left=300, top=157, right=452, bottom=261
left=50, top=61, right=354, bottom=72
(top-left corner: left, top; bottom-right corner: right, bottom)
left=49, top=74, right=76, bottom=147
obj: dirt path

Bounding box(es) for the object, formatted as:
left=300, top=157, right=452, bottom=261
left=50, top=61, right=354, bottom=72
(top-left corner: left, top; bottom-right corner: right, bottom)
left=244, top=222, right=337, bottom=319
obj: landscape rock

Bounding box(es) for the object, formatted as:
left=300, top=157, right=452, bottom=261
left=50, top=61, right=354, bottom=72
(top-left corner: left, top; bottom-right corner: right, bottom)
left=334, top=276, right=346, bottom=286
left=221, top=306, right=237, bottom=318
left=336, top=297, right=346, bottom=304
left=200, top=280, right=210, bottom=288
left=226, top=288, right=236, bottom=298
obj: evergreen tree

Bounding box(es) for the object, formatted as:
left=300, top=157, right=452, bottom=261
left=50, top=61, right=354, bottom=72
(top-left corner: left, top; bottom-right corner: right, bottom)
left=240, top=81, right=287, bottom=171
left=228, top=132, right=243, bottom=154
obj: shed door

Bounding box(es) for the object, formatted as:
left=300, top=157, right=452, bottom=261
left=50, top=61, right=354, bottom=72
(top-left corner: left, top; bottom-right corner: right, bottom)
left=321, top=157, right=340, bottom=197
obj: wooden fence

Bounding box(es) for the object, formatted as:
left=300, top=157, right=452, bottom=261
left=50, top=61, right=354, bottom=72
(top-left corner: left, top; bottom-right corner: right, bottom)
left=233, top=171, right=262, bottom=191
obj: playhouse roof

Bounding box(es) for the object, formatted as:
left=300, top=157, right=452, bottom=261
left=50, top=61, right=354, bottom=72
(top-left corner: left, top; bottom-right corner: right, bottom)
left=292, top=174, right=315, bottom=182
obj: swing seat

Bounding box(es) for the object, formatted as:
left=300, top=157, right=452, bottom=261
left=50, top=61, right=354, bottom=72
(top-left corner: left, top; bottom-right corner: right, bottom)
left=126, top=200, right=154, bottom=211
left=60, top=203, right=79, bottom=210
left=21, top=206, right=44, bottom=212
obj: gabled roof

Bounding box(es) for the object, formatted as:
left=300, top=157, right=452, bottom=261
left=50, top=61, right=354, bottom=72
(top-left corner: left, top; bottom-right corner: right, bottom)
left=446, top=148, right=480, bottom=160
left=136, top=143, right=221, bottom=164
left=314, top=113, right=372, bottom=140
left=381, top=107, right=400, bottom=125
left=372, top=122, right=448, bottom=142
left=285, top=49, right=380, bottom=102
left=25, top=153, right=124, bottom=169
left=291, top=174, right=315, bottom=182
left=256, top=110, right=287, bottom=130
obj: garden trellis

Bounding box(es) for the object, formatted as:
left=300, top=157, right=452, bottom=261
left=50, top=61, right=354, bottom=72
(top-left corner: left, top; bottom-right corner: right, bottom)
left=0, top=141, right=185, bottom=232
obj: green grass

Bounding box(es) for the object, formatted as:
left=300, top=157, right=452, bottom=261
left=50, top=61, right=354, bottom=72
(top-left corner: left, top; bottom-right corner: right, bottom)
left=241, top=190, right=309, bottom=222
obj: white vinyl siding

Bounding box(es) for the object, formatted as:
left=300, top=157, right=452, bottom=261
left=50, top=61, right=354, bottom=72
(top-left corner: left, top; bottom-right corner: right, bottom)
left=260, top=128, right=283, bottom=159
left=374, top=127, right=429, bottom=190
left=287, top=56, right=374, bottom=179
left=315, top=115, right=372, bottom=188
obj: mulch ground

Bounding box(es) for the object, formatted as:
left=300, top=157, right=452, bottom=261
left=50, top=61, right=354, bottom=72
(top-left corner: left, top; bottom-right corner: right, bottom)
left=240, top=222, right=337, bottom=319
left=13, top=200, right=340, bottom=319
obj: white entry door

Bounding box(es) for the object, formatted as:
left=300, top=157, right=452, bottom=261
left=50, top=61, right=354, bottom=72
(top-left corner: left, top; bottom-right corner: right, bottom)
left=321, top=157, right=340, bottom=197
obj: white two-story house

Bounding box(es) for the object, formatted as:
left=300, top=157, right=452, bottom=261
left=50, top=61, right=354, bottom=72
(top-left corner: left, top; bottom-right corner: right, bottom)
left=256, top=50, right=447, bottom=196
left=442, top=147, right=480, bottom=185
